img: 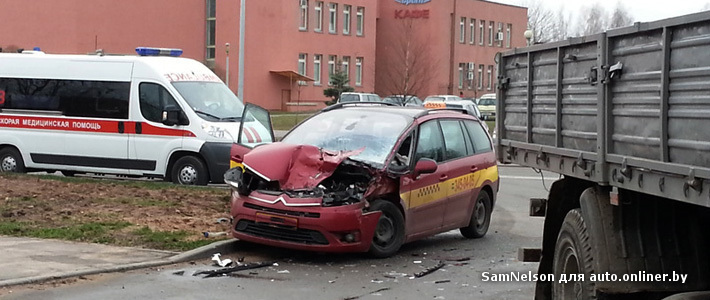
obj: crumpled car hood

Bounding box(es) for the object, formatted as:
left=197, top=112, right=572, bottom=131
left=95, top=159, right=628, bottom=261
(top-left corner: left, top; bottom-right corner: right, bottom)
left=242, top=142, right=364, bottom=190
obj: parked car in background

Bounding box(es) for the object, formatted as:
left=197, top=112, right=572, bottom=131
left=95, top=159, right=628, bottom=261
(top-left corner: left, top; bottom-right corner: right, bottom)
left=424, top=95, right=462, bottom=103
left=477, top=94, right=496, bottom=120
left=226, top=103, right=498, bottom=257
left=338, top=92, right=381, bottom=103
left=382, top=95, right=423, bottom=107
left=424, top=99, right=484, bottom=127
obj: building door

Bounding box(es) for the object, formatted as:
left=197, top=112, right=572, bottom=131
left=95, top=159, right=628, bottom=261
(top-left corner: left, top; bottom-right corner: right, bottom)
left=281, top=90, right=291, bottom=111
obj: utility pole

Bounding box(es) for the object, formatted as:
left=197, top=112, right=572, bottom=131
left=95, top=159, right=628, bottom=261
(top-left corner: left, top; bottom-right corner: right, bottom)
left=225, top=43, right=230, bottom=88
left=238, top=0, right=246, bottom=100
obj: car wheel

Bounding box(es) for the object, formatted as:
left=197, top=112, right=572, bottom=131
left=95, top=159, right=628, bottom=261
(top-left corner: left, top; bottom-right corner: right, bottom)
left=460, top=191, right=491, bottom=238
left=552, top=209, right=596, bottom=299
left=0, top=147, right=25, bottom=173
left=171, top=156, right=209, bottom=185
left=368, top=200, right=405, bottom=258
left=60, top=171, right=77, bottom=177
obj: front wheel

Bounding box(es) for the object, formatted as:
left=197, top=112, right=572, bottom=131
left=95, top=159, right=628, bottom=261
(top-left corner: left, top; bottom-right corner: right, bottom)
left=460, top=191, right=492, bottom=238
left=171, top=156, right=209, bottom=185
left=368, top=200, right=405, bottom=258
left=0, top=147, right=25, bottom=173
left=552, top=209, right=596, bottom=299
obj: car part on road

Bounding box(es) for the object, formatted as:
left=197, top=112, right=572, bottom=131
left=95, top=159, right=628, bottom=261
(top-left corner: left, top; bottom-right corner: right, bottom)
left=193, top=260, right=277, bottom=278
left=413, top=261, right=445, bottom=278
left=343, top=287, right=391, bottom=300
left=203, top=231, right=228, bottom=238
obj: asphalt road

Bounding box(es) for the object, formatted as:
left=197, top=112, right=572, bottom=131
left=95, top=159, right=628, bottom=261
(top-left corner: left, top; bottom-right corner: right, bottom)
left=4, top=166, right=556, bottom=300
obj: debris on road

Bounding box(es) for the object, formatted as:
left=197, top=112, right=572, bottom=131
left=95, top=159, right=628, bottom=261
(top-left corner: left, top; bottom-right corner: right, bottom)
left=193, top=261, right=276, bottom=278
left=215, top=217, right=231, bottom=224
left=413, top=261, right=445, bottom=278
left=203, top=231, right=228, bottom=238
left=211, top=253, right=233, bottom=267
left=413, top=260, right=422, bottom=264
left=371, top=278, right=383, bottom=283
left=434, top=279, right=450, bottom=284
left=277, top=270, right=290, bottom=274
left=343, top=287, right=391, bottom=300
left=172, top=270, right=185, bottom=276
left=442, top=257, right=470, bottom=262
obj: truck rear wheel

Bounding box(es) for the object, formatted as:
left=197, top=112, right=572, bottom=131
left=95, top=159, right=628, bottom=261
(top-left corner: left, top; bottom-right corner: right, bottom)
left=0, top=147, right=25, bottom=173
left=171, top=156, right=209, bottom=185
left=552, top=208, right=596, bottom=299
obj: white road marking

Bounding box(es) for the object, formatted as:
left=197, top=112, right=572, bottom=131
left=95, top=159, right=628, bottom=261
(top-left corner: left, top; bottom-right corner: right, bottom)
left=499, top=175, right=548, bottom=180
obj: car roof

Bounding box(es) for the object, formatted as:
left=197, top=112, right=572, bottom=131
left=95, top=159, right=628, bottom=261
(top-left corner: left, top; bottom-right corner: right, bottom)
left=323, top=104, right=477, bottom=121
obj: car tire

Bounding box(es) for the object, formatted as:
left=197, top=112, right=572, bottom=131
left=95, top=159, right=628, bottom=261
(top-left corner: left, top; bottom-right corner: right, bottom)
left=459, top=191, right=492, bottom=238
left=552, top=209, right=596, bottom=299
left=0, top=147, right=25, bottom=173
left=368, top=200, right=405, bottom=258
left=60, top=170, right=77, bottom=177
left=171, top=156, right=209, bottom=185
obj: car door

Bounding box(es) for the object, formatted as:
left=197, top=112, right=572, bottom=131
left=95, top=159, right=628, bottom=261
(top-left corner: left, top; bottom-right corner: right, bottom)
left=400, top=120, right=448, bottom=237
left=441, top=119, right=481, bottom=228
left=230, top=103, right=275, bottom=170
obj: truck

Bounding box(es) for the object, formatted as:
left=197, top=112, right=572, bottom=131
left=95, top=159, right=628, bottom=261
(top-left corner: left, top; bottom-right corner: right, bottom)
left=496, top=12, right=710, bottom=299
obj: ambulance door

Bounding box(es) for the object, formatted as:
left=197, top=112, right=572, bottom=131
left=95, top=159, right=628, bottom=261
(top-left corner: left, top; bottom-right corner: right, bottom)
left=128, top=81, right=187, bottom=176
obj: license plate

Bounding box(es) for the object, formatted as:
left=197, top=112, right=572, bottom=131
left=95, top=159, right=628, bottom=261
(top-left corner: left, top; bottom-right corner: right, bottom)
left=255, top=212, right=298, bottom=227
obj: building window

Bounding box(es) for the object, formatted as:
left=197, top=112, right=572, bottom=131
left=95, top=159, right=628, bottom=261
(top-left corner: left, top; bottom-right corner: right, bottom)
left=506, top=23, right=512, bottom=48
left=298, top=53, right=307, bottom=76
left=315, top=1, right=323, bottom=32
left=342, top=56, right=350, bottom=81
left=487, top=65, right=493, bottom=90
left=488, top=21, right=494, bottom=46
left=343, top=5, right=351, bottom=35
left=459, top=17, right=465, bottom=43
left=497, top=22, right=503, bottom=47
left=469, top=18, right=475, bottom=44
left=355, top=57, right=363, bottom=86
left=329, top=3, right=337, bottom=34
left=328, top=55, right=337, bottom=85
left=458, top=63, right=465, bottom=89
left=477, top=64, right=484, bottom=90
left=356, top=7, right=364, bottom=36
left=314, top=54, right=322, bottom=85
left=299, top=0, right=308, bottom=31
left=205, top=0, right=216, bottom=61
left=467, top=62, right=474, bottom=89
left=479, top=20, right=485, bottom=45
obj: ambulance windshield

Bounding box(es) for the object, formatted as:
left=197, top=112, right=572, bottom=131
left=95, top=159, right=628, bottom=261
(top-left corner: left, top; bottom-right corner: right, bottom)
left=172, top=82, right=245, bottom=122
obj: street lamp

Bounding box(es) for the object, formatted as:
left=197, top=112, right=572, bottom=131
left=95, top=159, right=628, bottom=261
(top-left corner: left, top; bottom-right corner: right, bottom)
left=524, top=29, right=534, bottom=46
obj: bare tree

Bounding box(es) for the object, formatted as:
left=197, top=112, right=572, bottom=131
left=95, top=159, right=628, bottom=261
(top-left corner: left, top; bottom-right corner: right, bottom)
left=609, top=2, right=634, bottom=29
left=549, top=7, right=571, bottom=41
left=523, top=0, right=556, bottom=43
left=379, top=19, right=434, bottom=99
left=577, top=3, right=608, bottom=35
left=702, top=3, right=710, bottom=11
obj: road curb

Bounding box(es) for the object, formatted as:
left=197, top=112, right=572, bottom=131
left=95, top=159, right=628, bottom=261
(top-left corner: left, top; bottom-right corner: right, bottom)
left=0, top=239, right=240, bottom=288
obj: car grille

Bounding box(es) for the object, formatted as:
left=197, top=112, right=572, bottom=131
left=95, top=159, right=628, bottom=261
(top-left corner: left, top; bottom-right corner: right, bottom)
left=243, top=202, right=321, bottom=218
left=235, top=220, right=329, bottom=245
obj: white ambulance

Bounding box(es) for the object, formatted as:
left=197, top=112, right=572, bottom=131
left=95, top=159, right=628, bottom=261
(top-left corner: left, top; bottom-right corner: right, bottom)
left=0, top=47, right=274, bottom=185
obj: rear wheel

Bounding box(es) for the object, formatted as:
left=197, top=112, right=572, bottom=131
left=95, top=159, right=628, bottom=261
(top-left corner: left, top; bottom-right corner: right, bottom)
left=0, top=147, right=25, bottom=173
left=460, top=191, right=491, bottom=238
left=171, top=156, right=209, bottom=185
left=368, top=200, right=405, bottom=258
left=552, top=209, right=596, bottom=299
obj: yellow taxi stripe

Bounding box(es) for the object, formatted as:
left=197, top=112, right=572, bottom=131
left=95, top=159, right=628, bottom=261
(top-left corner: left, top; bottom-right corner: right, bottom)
left=401, top=165, right=499, bottom=209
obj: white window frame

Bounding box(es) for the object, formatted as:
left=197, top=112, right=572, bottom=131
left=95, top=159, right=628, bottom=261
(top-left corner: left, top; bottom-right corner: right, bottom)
left=329, top=3, right=337, bottom=34
left=315, top=1, right=323, bottom=32
left=328, top=55, right=337, bottom=85
left=298, top=53, right=307, bottom=76
left=355, top=57, right=363, bottom=86
left=299, top=0, right=308, bottom=31
left=314, top=54, right=322, bottom=85
left=497, top=22, right=503, bottom=47
left=205, top=0, right=216, bottom=61
left=469, top=18, right=475, bottom=44
left=479, top=20, right=485, bottom=45
left=467, top=62, right=474, bottom=89
left=356, top=7, right=364, bottom=36
left=343, top=5, right=351, bottom=35
left=458, top=63, right=465, bottom=89
left=506, top=23, right=512, bottom=48
left=487, top=65, right=493, bottom=90
left=342, top=56, right=350, bottom=82
left=488, top=21, right=494, bottom=46
left=477, top=64, right=484, bottom=90
left=459, top=17, right=465, bottom=43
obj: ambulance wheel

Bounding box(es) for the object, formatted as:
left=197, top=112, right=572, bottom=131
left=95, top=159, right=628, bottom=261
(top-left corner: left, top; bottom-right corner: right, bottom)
left=460, top=191, right=491, bottom=239
left=60, top=171, right=77, bottom=177
left=172, top=156, right=209, bottom=185
left=0, top=147, right=25, bottom=173
left=368, top=200, right=405, bottom=258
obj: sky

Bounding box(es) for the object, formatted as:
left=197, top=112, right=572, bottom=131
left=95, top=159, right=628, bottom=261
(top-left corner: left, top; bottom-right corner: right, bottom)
left=492, top=0, right=710, bottom=22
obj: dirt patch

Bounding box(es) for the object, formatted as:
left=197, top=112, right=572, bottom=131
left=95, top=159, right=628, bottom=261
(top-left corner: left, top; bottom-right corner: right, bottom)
left=0, top=173, right=233, bottom=251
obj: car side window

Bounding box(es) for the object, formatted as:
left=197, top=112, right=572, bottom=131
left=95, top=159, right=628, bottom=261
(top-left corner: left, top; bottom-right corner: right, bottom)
left=463, top=120, right=492, bottom=153
left=439, top=120, right=468, bottom=160
left=139, top=83, right=179, bottom=123
left=390, top=132, right=413, bottom=169
left=414, top=121, right=445, bottom=163
left=460, top=121, right=474, bottom=155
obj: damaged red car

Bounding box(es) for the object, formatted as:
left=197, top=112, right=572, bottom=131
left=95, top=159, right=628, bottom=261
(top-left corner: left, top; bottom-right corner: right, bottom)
left=225, top=103, right=499, bottom=257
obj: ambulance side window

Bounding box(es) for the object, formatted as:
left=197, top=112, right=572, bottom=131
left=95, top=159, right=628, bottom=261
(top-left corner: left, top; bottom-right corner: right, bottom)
left=139, top=83, right=179, bottom=123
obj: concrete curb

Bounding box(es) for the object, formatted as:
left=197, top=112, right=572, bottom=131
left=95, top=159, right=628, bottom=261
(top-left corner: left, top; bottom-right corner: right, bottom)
left=0, top=239, right=240, bottom=288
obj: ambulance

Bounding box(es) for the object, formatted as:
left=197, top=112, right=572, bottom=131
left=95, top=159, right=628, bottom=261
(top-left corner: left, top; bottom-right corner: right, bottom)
left=0, top=47, right=273, bottom=185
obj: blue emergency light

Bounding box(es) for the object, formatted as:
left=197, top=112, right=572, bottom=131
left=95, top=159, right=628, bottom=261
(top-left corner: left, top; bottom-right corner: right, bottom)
left=135, top=47, right=183, bottom=57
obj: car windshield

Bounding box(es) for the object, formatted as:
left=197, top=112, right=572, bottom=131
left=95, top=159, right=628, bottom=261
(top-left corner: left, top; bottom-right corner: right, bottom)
left=282, top=109, right=411, bottom=166
left=479, top=98, right=497, bottom=106
left=339, top=94, right=360, bottom=103
left=172, top=82, right=245, bottom=121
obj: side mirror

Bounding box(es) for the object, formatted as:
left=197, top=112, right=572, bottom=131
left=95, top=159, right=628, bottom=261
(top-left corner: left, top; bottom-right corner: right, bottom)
left=162, top=105, right=181, bottom=126
left=414, top=158, right=437, bottom=177
left=223, top=167, right=243, bottom=189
